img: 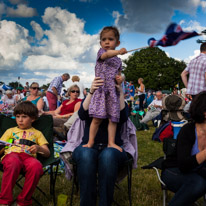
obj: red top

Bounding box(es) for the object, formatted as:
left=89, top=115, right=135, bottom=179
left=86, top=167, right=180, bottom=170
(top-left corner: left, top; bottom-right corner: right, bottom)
left=60, top=99, right=82, bottom=115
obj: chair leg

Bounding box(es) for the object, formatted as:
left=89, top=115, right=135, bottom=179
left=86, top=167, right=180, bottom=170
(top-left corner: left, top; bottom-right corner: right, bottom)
left=53, top=163, right=59, bottom=206
left=162, top=189, right=167, bottom=206
left=50, top=163, right=59, bottom=206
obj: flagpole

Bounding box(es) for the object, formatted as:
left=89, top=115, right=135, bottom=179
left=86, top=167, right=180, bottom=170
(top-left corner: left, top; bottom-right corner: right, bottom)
left=127, top=46, right=149, bottom=53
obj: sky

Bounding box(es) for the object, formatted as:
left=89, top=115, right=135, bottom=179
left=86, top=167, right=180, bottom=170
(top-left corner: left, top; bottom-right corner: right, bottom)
left=0, top=0, right=206, bottom=89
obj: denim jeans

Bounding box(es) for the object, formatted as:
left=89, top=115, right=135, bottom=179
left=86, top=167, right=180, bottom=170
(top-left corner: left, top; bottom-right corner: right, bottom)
left=161, top=167, right=206, bottom=206
left=72, top=144, right=128, bottom=206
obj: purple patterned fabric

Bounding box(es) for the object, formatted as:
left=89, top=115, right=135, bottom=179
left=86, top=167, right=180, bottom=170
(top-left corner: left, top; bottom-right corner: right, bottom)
left=185, top=53, right=206, bottom=95
left=47, top=76, right=63, bottom=95
left=89, top=48, right=122, bottom=122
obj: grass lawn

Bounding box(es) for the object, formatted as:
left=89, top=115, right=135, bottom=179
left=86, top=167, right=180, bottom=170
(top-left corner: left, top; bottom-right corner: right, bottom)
left=0, top=122, right=176, bottom=206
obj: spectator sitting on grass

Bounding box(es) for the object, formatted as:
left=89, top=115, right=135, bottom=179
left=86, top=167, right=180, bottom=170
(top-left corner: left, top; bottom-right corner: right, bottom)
left=140, top=91, right=163, bottom=124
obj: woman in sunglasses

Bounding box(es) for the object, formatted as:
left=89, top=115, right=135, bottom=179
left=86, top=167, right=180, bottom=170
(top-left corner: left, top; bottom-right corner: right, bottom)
left=43, top=84, right=82, bottom=126
left=22, top=82, right=44, bottom=112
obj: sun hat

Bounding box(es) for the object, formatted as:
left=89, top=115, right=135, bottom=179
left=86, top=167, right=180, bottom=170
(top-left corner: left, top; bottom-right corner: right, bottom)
left=162, top=94, right=186, bottom=121
left=5, top=90, right=12, bottom=95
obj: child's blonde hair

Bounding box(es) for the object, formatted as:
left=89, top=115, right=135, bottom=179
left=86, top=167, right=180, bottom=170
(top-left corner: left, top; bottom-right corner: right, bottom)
left=100, top=26, right=120, bottom=41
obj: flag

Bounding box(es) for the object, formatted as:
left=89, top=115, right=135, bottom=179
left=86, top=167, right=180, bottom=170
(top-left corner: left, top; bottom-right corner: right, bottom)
left=148, top=23, right=199, bottom=47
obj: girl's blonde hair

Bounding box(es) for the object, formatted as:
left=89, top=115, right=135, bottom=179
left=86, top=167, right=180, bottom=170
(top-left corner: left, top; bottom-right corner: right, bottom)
left=72, top=76, right=80, bottom=82
left=138, top=78, right=144, bottom=83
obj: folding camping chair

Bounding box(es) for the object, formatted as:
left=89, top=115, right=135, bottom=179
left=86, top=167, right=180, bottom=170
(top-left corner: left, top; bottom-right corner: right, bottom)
left=142, top=137, right=206, bottom=206
left=69, top=153, right=134, bottom=206
left=0, top=114, right=60, bottom=206
left=142, top=94, right=187, bottom=205
left=142, top=138, right=176, bottom=206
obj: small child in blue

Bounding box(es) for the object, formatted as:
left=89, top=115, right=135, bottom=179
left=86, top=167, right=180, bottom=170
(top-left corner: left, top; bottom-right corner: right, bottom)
left=83, top=26, right=127, bottom=152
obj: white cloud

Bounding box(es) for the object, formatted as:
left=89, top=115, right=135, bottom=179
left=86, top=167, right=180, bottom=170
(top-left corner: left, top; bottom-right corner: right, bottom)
left=184, top=49, right=200, bottom=63
left=24, top=7, right=99, bottom=71
left=119, top=52, right=131, bottom=61
left=7, top=4, right=37, bottom=17
left=179, top=20, right=185, bottom=25
left=182, top=20, right=205, bottom=33
left=200, top=1, right=206, bottom=9
left=21, top=7, right=100, bottom=87
left=180, top=20, right=206, bottom=40
left=30, top=21, right=44, bottom=40
left=165, top=52, right=170, bottom=57
left=0, top=20, right=30, bottom=68
left=24, top=55, right=79, bottom=71
left=114, top=0, right=206, bottom=34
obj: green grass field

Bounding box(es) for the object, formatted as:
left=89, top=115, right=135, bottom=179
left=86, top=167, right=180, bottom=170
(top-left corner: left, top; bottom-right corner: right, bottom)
left=1, top=122, right=175, bottom=206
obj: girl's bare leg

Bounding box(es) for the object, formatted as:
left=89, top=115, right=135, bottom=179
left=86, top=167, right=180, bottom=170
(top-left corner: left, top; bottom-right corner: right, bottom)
left=108, top=120, right=122, bottom=152
left=83, top=118, right=102, bottom=148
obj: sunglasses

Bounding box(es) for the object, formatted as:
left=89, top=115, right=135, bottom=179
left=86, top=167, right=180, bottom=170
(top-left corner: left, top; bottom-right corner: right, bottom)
left=71, top=90, right=80, bottom=94
left=31, top=87, right=40, bottom=90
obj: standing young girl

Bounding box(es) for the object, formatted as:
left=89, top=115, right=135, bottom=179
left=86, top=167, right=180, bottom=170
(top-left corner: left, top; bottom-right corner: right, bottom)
left=83, top=26, right=127, bottom=152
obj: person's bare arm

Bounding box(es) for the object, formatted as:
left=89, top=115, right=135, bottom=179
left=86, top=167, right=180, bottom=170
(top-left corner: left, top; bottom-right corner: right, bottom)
left=196, top=149, right=206, bottom=164
left=115, top=74, right=125, bottom=110
left=59, top=101, right=82, bottom=118
left=52, top=87, right=58, bottom=97
left=82, top=77, right=104, bottom=110
left=137, top=84, right=144, bottom=93
left=154, top=104, right=163, bottom=109
left=83, top=89, right=87, bottom=96
left=28, top=144, right=50, bottom=158
left=101, top=48, right=127, bottom=60
left=43, top=105, right=62, bottom=116
left=181, top=70, right=189, bottom=88
left=37, top=97, right=44, bottom=111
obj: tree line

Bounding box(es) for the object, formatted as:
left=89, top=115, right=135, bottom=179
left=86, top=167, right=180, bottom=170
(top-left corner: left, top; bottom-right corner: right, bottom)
left=123, top=47, right=186, bottom=91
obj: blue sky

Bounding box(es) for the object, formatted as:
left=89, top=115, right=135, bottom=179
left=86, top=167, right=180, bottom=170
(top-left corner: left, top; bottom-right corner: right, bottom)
left=0, top=0, right=206, bottom=88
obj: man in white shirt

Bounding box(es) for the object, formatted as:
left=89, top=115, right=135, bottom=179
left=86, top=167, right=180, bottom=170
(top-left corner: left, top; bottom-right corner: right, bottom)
left=140, top=91, right=163, bottom=124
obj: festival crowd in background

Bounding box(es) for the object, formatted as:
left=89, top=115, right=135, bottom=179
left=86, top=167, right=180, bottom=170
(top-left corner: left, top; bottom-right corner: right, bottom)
left=0, top=26, right=206, bottom=206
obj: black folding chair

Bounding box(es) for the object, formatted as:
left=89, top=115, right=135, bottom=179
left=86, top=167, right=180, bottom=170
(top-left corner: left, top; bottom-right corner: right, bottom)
left=0, top=114, right=60, bottom=206
left=142, top=137, right=177, bottom=206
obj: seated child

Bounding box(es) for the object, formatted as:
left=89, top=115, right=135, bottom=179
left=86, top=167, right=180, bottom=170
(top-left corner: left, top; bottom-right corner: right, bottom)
left=0, top=101, right=50, bottom=206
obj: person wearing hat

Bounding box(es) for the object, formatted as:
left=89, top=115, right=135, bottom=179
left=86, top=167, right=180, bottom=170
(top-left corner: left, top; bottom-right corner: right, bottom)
left=161, top=91, right=206, bottom=205
left=162, top=94, right=186, bottom=122
left=140, top=91, right=163, bottom=124
left=181, top=42, right=206, bottom=98
left=1, top=90, right=16, bottom=108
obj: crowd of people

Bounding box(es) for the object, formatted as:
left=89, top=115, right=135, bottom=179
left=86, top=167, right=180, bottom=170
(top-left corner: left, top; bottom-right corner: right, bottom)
left=0, top=26, right=206, bottom=206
